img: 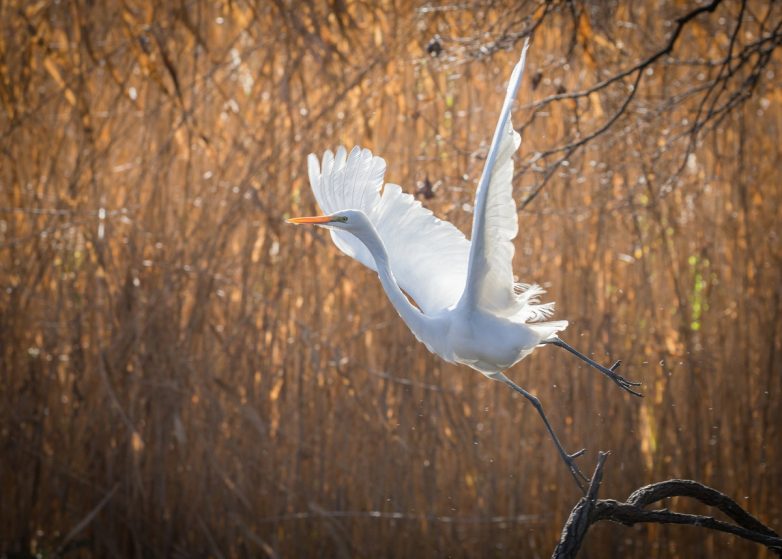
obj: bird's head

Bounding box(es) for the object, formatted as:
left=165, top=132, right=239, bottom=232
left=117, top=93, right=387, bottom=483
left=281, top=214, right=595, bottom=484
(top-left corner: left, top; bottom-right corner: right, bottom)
left=286, top=209, right=368, bottom=232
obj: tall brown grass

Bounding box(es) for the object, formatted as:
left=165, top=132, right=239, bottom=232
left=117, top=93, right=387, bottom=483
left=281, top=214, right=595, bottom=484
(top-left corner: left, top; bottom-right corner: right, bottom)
left=2, top=1, right=781, bottom=556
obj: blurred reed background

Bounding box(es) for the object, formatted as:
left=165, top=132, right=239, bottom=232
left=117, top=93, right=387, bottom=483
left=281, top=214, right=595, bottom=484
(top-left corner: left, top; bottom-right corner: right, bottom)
left=1, top=1, right=781, bottom=557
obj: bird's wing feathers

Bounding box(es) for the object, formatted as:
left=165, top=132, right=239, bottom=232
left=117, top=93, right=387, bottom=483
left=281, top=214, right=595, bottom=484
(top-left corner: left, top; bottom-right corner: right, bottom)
left=308, top=40, right=555, bottom=323
left=464, top=115, right=523, bottom=316
left=309, top=146, right=470, bottom=314
left=308, top=147, right=385, bottom=270
left=457, top=40, right=553, bottom=322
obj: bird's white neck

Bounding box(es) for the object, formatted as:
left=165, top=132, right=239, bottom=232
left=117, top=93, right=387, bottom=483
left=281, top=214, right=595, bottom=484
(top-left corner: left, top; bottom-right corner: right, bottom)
left=354, top=223, right=432, bottom=342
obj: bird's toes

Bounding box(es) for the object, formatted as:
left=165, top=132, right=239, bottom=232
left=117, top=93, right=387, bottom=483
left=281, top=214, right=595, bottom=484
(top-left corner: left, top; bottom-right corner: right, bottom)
left=620, top=377, right=643, bottom=391
left=621, top=383, right=644, bottom=397
left=609, top=369, right=643, bottom=392
left=606, top=360, right=644, bottom=389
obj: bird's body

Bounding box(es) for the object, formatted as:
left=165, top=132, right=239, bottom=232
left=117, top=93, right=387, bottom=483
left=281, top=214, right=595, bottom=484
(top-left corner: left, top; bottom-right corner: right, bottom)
left=288, top=40, right=640, bottom=490
left=442, top=309, right=537, bottom=374
left=394, top=296, right=555, bottom=376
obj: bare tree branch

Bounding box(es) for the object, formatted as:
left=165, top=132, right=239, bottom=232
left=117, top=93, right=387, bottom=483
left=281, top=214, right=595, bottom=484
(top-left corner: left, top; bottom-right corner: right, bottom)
left=526, top=0, right=724, bottom=112
left=552, top=454, right=782, bottom=558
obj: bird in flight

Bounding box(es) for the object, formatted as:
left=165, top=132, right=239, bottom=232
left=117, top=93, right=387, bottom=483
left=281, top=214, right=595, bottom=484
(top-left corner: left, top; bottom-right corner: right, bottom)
left=288, top=39, right=641, bottom=490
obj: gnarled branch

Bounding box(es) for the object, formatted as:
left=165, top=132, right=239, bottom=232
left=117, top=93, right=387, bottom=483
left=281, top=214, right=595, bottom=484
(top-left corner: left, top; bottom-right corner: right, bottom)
left=552, top=453, right=782, bottom=558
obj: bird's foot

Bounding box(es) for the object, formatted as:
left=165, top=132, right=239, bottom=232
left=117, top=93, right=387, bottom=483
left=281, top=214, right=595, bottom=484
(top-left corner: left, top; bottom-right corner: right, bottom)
left=602, top=360, right=643, bottom=397
left=543, top=338, right=643, bottom=397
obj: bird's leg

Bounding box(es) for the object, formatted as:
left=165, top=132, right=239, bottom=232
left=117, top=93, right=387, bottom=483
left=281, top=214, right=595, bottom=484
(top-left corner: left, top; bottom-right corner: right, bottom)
left=495, top=373, right=589, bottom=493
left=542, top=337, right=643, bottom=397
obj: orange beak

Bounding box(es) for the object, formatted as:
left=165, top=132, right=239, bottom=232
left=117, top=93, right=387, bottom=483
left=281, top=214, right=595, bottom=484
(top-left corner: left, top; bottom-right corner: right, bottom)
left=286, top=215, right=332, bottom=224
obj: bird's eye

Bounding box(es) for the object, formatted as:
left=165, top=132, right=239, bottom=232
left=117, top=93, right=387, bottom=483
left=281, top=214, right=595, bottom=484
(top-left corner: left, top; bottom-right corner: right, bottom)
left=339, top=216, right=348, bottom=223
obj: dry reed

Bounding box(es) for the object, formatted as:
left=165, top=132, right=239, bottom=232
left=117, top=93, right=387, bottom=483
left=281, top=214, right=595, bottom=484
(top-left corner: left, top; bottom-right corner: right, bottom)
left=1, top=1, right=781, bottom=557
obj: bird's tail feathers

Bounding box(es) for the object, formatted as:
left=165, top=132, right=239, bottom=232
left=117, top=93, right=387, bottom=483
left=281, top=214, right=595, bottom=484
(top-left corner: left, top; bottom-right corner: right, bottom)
left=513, top=283, right=556, bottom=322
left=528, top=320, right=569, bottom=342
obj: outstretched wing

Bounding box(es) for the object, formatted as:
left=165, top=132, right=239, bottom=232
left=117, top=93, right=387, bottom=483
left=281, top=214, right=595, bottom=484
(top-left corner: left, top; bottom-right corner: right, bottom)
left=457, top=40, right=553, bottom=322
left=308, top=146, right=470, bottom=315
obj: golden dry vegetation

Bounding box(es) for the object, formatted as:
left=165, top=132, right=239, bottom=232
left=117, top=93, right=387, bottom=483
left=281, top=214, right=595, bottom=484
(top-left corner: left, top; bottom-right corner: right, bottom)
left=2, top=1, right=781, bottom=557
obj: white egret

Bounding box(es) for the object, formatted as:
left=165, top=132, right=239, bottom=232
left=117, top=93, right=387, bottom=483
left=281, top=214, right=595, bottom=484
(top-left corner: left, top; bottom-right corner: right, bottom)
left=288, top=40, right=641, bottom=489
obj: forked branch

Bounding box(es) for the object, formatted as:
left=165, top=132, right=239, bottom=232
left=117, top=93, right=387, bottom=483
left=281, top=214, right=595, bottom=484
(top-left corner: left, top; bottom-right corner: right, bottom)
left=552, top=452, right=782, bottom=558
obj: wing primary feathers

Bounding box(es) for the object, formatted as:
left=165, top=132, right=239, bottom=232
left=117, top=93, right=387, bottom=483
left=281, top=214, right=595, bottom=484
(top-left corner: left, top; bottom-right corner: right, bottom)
left=458, top=38, right=530, bottom=315
left=469, top=39, right=530, bottom=253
